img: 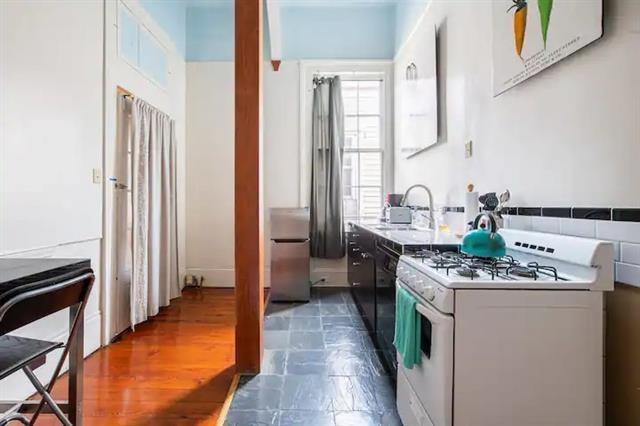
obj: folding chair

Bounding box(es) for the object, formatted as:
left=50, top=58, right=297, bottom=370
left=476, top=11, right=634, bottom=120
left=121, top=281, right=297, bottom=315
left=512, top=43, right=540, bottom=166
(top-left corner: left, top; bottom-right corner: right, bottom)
left=0, top=268, right=94, bottom=425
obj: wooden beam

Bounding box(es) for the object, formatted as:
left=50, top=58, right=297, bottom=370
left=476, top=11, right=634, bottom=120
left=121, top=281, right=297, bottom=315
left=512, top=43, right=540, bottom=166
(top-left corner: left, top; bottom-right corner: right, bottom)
left=265, top=0, right=282, bottom=67
left=234, top=0, right=264, bottom=373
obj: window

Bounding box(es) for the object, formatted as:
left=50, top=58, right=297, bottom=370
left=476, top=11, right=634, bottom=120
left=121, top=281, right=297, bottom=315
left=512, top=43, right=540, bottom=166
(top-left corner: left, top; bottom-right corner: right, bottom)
left=342, top=79, right=385, bottom=220
left=117, top=1, right=169, bottom=88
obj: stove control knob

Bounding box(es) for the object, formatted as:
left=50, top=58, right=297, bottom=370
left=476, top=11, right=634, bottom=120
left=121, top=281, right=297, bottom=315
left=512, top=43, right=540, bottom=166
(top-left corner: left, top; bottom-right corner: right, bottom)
left=422, top=286, right=435, bottom=301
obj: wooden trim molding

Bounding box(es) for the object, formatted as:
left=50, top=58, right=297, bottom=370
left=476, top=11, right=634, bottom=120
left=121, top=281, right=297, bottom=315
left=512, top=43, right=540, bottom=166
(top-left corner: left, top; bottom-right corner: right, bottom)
left=234, top=0, right=264, bottom=373
left=217, top=374, right=241, bottom=426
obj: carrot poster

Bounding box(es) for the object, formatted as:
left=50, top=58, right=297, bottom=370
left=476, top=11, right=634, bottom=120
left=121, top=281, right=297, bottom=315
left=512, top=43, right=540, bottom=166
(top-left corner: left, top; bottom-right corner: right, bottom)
left=492, top=0, right=602, bottom=96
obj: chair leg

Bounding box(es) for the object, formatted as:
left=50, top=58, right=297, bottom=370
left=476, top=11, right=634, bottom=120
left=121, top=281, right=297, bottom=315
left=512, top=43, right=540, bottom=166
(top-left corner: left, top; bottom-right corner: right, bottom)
left=0, top=413, right=30, bottom=426
left=29, top=297, right=90, bottom=425
left=22, top=366, right=71, bottom=426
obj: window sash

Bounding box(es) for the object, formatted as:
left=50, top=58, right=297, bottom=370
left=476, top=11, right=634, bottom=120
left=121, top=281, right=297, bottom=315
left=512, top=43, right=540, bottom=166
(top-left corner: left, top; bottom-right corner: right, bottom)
left=342, top=78, right=385, bottom=220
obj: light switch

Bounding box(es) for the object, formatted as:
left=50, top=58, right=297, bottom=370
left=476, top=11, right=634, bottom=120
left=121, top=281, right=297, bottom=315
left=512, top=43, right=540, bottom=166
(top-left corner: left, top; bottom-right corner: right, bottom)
left=92, top=168, right=103, bottom=184
left=465, top=140, right=473, bottom=159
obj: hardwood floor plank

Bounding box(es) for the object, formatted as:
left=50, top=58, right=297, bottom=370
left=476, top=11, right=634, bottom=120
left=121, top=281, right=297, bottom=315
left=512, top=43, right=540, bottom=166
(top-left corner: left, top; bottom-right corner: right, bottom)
left=39, top=288, right=237, bottom=425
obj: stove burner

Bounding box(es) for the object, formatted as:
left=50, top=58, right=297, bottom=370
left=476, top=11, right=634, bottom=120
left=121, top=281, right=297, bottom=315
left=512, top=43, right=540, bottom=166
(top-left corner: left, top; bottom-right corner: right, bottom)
left=413, top=251, right=564, bottom=282
left=455, top=266, right=479, bottom=278
left=527, top=262, right=559, bottom=281
left=507, top=265, right=538, bottom=279
left=412, top=249, right=438, bottom=260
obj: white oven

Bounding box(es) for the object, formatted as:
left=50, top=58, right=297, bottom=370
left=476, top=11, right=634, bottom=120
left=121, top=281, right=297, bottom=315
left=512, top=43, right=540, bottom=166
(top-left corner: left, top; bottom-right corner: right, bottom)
left=396, top=278, right=454, bottom=426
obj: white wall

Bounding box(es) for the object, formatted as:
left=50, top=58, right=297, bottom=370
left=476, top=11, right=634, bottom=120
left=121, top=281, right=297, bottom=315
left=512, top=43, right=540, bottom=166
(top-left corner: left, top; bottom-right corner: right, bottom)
left=0, top=0, right=104, bottom=400
left=395, top=0, right=640, bottom=209
left=0, top=0, right=187, bottom=400
left=103, top=0, right=187, bottom=342
left=185, top=60, right=349, bottom=287
left=185, top=61, right=236, bottom=286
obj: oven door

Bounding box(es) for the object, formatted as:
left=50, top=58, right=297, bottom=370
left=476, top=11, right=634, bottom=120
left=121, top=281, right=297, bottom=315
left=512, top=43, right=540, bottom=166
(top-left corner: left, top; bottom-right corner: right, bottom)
left=396, top=280, right=453, bottom=426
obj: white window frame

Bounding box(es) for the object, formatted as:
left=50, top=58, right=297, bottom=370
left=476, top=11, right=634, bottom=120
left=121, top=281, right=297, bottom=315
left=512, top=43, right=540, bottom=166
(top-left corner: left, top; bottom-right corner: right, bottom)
left=298, top=61, right=394, bottom=211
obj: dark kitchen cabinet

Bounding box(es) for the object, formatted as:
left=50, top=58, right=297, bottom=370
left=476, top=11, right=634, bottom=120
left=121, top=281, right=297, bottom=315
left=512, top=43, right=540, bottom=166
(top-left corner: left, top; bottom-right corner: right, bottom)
left=347, top=226, right=376, bottom=333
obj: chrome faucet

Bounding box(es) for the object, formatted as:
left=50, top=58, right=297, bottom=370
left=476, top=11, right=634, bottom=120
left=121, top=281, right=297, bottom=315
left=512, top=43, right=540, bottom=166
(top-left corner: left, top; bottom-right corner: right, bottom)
left=400, top=184, right=435, bottom=230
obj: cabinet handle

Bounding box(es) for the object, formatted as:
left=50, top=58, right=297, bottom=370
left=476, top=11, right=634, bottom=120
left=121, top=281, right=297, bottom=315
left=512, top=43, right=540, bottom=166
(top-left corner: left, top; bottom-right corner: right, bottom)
left=348, top=241, right=357, bottom=246
left=361, top=253, right=371, bottom=259
left=352, top=262, right=361, bottom=266
left=352, top=233, right=360, bottom=237
left=353, top=282, right=361, bottom=287
left=352, top=247, right=361, bottom=252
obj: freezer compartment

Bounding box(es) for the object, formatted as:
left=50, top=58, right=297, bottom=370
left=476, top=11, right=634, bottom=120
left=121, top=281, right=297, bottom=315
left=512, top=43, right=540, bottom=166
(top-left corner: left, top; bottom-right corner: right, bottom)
left=270, top=208, right=310, bottom=240
left=270, top=239, right=310, bottom=302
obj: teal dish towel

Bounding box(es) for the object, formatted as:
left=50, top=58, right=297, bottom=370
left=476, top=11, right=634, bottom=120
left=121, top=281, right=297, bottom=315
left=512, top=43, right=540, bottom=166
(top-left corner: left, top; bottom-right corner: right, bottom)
left=393, top=286, right=422, bottom=369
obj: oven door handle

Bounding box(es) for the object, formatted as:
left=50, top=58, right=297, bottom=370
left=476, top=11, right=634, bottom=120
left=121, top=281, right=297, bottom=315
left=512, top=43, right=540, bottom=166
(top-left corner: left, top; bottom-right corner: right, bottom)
left=415, top=302, right=452, bottom=324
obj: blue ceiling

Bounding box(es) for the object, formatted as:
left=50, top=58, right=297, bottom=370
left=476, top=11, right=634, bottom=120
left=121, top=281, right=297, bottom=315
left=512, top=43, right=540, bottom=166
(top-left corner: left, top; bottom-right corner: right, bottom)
left=139, top=0, right=428, bottom=61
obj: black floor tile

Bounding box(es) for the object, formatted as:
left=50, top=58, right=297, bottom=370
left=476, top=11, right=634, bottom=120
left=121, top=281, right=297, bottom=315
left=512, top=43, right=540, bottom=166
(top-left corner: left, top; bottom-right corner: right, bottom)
left=290, top=303, right=322, bottom=317
left=262, top=350, right=287, bottom=375
left=226, top=288, right=402, bottom=425
left=320, top=303, right=353, bottom=316
left=231, top=375, right=284, bottom=410
left=334, top=410, right=402, bottom=426
left=290, top=331, right=325, bottom=350
left=290, top=316, right=322, bottom=331
left=279, top=410, right=336, bottom=426
left=264, top=331, right=290, bottom=350
left=265, top=303, right=299, bottom=317
left=326, top=349, right=388, bottom=377
left=281, top=375, right=335, bottom=410
left=224, top=409, right=279, bottom=426
left=265, top=316, right=291, bottom=331
left=323, top=330, right=371, bottom=351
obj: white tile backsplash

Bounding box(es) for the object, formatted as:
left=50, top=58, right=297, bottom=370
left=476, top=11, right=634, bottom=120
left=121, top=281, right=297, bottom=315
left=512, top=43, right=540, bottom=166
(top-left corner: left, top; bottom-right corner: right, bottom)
left=595, top=220, right=640, bottom=244
left=530, top=217, right=561, bottom=234
left=503, top=213, right=640, bottom=285
left=559, top=218, right=596, bottom=239
left=508, top=215, right=532, bottom=231
left=612, top=241, right=621, bottom=261
left=615, top=262, right=640, bottom=288
left=621, top=243, right=640, bottom=265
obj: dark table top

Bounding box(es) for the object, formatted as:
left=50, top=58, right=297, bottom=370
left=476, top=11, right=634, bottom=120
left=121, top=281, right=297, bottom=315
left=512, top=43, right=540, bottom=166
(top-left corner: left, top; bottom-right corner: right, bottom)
left=0, top=258, right=92, bottom=305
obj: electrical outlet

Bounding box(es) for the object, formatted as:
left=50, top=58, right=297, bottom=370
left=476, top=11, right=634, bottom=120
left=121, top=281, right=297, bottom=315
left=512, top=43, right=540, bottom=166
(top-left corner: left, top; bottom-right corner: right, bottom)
left=92, top=168, right=103, bottom=184
left=465, top=140, right=473, bottom=159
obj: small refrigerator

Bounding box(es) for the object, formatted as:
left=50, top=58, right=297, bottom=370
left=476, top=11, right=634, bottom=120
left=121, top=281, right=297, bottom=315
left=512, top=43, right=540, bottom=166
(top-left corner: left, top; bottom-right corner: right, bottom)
left=270, top=208, right=310, bottom=302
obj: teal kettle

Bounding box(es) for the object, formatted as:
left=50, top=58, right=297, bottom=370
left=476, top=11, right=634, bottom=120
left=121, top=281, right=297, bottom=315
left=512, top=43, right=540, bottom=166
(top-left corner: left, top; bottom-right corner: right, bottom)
left=462, top=213, right=506, bottom=258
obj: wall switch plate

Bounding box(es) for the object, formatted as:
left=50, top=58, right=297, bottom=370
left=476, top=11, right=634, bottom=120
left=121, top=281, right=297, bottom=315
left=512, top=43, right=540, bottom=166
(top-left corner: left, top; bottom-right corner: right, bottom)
left=465, top=140, right=473, bottom=158
left=92, top=168, right=103, bottom=184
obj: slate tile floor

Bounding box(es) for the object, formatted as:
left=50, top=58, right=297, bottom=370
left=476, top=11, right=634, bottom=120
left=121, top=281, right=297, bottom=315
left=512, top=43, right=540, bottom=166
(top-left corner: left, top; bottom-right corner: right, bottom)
left=225, top=287, right=402, bottom=426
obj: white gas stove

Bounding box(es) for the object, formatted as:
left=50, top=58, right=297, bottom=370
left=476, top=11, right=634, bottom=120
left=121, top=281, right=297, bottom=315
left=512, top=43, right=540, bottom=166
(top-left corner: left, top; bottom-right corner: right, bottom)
left=395, top=229, right=614, bottom=426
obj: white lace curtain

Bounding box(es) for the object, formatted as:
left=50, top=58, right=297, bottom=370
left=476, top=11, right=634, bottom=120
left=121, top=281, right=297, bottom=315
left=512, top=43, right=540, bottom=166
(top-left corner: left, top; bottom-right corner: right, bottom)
left=125, top=96, right=180, bottom=327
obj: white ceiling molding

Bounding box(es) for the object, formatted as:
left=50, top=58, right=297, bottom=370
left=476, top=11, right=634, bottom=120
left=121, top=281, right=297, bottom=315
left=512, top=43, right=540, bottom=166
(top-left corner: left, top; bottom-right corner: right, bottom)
left=266, top=0, right=283, bottom=69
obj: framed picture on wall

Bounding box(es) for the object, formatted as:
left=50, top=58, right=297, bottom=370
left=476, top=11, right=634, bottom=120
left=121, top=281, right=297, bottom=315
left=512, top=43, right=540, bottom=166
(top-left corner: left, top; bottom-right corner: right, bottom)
left=492, top=0, right=603, bottom=96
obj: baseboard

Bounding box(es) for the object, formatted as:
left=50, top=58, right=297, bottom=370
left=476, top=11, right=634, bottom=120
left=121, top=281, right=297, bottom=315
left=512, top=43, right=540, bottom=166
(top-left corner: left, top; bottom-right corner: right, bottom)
left=186, top=268, right=236, bottom=288
left=186, top=267, right=346, bottom=288
left=186, top=268, right=273, bottom=288
left=0, top=311, right=102, bottom=401
left=311, top=269, right=348, bottom=286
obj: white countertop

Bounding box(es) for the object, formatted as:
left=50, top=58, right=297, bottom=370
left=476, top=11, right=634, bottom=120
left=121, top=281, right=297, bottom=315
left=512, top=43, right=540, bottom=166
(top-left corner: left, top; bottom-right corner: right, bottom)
left=348, top=220, right=462, bottom=246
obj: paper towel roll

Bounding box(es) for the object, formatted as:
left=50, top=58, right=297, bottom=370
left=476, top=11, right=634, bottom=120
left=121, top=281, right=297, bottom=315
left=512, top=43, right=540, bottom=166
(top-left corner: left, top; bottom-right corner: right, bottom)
left=464, top=191, right=479, bottom=230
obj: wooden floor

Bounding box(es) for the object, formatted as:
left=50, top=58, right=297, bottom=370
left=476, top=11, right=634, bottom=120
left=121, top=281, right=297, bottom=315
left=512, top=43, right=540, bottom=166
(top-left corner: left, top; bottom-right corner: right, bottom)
left=43, top=288, right=237, bottom=425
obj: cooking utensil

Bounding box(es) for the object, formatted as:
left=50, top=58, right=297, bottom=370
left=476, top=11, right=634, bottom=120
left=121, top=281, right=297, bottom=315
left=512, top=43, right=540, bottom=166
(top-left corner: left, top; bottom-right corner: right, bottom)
left=479, top=193, right=499, bottom=211
left=461, top=213, right=507, bottom=258
left=497, top=189, right=511, bottom=212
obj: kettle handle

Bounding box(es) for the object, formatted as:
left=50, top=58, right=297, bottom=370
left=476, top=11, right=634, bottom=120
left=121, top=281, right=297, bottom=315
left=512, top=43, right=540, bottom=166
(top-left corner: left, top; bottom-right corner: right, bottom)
left=473, top=213, right=497, bottom=233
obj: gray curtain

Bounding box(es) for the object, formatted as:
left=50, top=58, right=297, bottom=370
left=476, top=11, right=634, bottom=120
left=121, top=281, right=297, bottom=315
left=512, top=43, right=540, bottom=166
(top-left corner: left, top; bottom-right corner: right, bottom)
left=310, top=76, right=345, bottom=259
